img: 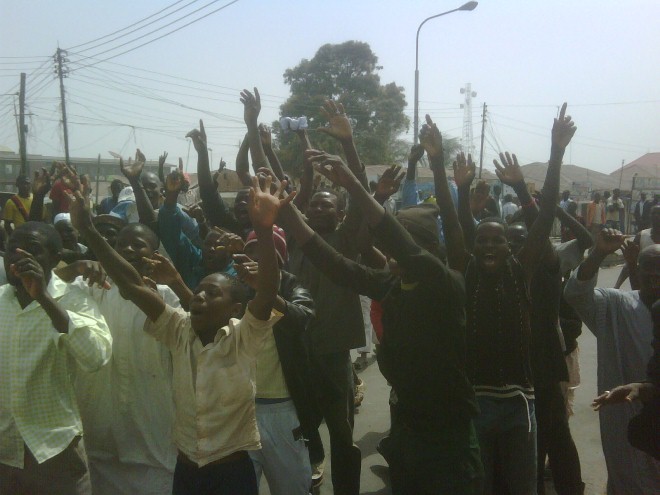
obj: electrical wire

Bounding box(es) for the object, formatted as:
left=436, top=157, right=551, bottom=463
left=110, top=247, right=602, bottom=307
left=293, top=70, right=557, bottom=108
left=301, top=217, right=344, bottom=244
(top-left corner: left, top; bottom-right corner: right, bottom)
left=69, top=0, right=241, bottom=70
left=66, top=0, right=192, bottom=51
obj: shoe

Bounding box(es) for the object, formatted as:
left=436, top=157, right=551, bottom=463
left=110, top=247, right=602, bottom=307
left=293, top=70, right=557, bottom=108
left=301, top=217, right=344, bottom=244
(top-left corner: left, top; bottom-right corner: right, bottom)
left=354, top=378, right=365, bottom=408
left=311, top=459, right=325, bottom=487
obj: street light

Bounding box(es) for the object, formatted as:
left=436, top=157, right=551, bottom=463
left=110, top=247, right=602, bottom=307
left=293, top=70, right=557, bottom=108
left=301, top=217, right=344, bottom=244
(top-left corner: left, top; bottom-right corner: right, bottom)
left=413, top=1, right=478, bottom=144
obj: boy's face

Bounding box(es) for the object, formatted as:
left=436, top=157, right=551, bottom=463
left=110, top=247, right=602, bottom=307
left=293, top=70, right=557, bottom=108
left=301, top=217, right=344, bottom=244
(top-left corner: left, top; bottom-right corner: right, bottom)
left=202, top=231, right=230, bottom=272
left=115, top=228, right=155, bottom=275
left=95, top=224, right=121, bottom=249
left=141, top=172, right=161, bottom=209
left=307, top=192, right=341, bottom=234
left=505, top=224, right=527, bottom=256
left=234, top=190, right=251, bottom=228
left=17, top=179, right=31, bottom=197
left=189, top=273, right=243, bottom=334
left=473, top=222, right=510, bottom=273
left=4, top=229, right=58, bottom=287
left=55, top=221, right=79, bottom=251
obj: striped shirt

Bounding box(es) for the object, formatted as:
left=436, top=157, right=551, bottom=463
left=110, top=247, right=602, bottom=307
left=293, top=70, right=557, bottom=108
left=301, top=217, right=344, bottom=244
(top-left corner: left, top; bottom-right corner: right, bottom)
left=0, top=274, right=112, bottom=468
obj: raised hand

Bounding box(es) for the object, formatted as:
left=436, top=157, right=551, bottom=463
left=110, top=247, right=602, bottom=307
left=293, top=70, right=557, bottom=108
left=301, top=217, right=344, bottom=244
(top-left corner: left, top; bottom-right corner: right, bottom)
left=218, top=158, right=226, bottom=171
left=32, top=168, right=51, bottom=196
left=165, top=170, right=185, bottom=195
left=419, top=114, right=443, bottom=162
left=158, top=151, right=168, bottom=183
left=621, top=239, right=640, bottom=268
left=408, top=143, right=425, bottom=164
left=374, top=165, right=405, bottom=202
left=9, top=248, right=48, bottom=300
left=305, top=149, right=354, bottom=189
left=240, top=88, right=261, bottom=125
left=248, top=175, right=294, bottom=231
left=186, top=119, right=207, bottom=154
left=452, top=152, right=476, bottom=189
left=57, top=260, right=110, bottom=289
left=120, top=157, right=144, bottom=180
left=67, top=190, right=94, bottom=232
left=594, top=228, right=625, bottom=255
left=259, top=124, right=273, bottom=149
left=255, top=167, right=282, bottom=194
left=135, top=148, right=146, bottom=164
left=493, top=152, right=524, bottom=186
left=317, top=100, right=353, bottom=142
left=234, top=254, right=259, bottom=290
left=182, top=203, right=206, bottom=224
left=142, top=252, right=180, bottom=286
left=552, top=102, right=577, bottom=150
left=60, top=164, right=81, bottom=192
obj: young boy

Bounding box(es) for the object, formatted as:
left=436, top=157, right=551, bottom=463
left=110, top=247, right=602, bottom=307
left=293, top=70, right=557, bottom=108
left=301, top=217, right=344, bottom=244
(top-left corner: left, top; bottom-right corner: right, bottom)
left=0, top=222, right=112, bottom=495
left=68, top=175, right=291, bottom=495
left=55, top=223, right=181, bottom=495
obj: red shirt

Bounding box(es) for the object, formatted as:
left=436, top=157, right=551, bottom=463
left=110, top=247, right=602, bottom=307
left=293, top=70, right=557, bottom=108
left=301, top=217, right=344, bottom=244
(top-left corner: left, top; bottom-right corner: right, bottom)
left=49, top=179, right=71, bottom=213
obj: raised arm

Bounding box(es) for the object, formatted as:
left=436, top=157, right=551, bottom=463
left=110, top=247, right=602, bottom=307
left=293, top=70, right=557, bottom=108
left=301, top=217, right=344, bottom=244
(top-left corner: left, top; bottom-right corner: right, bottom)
left=259, top=124, right=285, bottom=180
left=69, top=191, right=165, bottom=322
left=28, top=168, right=51, bottom=222
left=453, top=152, right=477, bottom=253
left=402, top=144, right=425, bottom=207
left=187, top=120, right=241, bottom=232
left=245, top=176, right=294, bottom=320
left=241, top=88, right=269, bottom=172
left=517, top=103, right=577, bottom=283
left=317, top=100, right=369, bottom=190
left=556, top=205, right=593, bottom=252
left=420, top=114, right=468, bottom=272
left=292, top=129, right=314, bottom=211
left=120, top=150, right=157, bottom=227
left=236, top=133, right=253, bottom=187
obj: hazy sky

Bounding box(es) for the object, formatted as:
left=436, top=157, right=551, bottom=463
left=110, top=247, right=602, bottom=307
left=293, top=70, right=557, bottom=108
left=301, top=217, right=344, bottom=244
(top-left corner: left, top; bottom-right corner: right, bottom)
left=1, top=0, right=659, bottom=176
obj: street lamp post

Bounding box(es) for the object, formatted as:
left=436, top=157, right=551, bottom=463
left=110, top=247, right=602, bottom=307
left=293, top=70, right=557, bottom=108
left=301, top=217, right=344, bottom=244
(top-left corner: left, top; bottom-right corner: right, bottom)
left=413, top=1, right=478, bottom=144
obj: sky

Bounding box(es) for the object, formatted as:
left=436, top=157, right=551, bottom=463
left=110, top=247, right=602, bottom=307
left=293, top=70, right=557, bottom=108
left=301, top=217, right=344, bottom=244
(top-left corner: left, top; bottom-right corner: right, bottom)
left=1, top=0, right=659, bottom=176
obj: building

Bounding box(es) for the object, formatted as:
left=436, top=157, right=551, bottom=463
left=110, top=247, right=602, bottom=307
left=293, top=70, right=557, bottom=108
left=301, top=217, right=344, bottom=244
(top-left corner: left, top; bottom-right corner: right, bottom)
left=609, top=152, right=659, bottom=198
left=0, top=149, right=176, bottom=202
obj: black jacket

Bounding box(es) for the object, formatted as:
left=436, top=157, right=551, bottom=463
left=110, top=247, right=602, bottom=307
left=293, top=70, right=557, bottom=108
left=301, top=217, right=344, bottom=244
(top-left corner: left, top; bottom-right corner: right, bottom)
left=272, top=270, right=317, bottom=439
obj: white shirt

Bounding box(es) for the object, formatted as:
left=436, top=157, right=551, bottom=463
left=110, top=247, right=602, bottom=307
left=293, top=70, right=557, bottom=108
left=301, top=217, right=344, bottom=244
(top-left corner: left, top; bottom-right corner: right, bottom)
left=564, top=271, right=660, bottom=494
left=144, top=304, right=281, bottom=467
left=606, top=197, right=624, bottom=222
left=0, top=275, right=111, bottom=467
left=501, top=202, right=519, bottom=220
left=73, top=279, right=180, bottom=470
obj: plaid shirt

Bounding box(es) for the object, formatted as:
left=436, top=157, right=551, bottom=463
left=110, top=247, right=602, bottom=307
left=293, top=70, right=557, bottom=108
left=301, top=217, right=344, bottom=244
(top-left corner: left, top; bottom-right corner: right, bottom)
left=0, top=274, right=112, bottom=468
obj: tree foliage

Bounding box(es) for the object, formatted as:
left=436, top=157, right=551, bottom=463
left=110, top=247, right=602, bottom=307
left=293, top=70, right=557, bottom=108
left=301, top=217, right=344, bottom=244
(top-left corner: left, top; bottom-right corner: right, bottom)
left=273, top=41, right=410, bottom=176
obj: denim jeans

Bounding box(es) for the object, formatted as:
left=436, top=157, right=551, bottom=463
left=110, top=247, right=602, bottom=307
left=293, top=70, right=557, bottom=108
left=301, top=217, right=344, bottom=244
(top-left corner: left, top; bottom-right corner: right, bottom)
left=249, top=400, right=312, bottom=495
left=474, top=395, right=537, bottom=495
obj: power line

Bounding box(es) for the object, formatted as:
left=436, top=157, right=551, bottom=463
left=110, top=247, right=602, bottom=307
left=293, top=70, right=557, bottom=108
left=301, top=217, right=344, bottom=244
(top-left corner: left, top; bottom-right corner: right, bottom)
left=66, top=0, right=190, bottom=50
left=69, top=0, right=241, bottom=70
left=70, top=0, right=208, bottom=56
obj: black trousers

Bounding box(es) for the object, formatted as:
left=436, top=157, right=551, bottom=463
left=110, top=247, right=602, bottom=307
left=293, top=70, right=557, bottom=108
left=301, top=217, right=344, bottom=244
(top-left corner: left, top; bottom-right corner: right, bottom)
left=172, top=452, right=257, bottom=495
left=535, top=382, right=584, bottom=495
left=306, top=350, right=361, bottom=495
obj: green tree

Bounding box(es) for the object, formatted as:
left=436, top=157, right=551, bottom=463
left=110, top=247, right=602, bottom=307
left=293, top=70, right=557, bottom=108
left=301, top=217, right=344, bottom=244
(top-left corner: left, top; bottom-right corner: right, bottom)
left=273, top=41, right=409, bottom=176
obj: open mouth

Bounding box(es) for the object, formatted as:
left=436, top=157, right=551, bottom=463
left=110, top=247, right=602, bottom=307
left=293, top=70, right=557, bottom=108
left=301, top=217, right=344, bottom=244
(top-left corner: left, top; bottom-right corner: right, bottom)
left=482, top=253, right=497, bottom=267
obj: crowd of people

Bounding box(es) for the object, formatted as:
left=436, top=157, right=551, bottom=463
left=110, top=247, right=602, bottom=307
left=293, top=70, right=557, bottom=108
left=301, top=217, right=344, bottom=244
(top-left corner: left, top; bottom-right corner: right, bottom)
left=0, top=90, right=658, bottom=495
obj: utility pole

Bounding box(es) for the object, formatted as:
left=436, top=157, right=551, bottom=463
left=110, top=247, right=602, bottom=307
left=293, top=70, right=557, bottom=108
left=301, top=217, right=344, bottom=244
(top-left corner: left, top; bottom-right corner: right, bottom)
left=478, top=102, right=487, bottom=179
left=54, top=48, right=70, bottom=165
left=18, top=72, right=28, bottom=176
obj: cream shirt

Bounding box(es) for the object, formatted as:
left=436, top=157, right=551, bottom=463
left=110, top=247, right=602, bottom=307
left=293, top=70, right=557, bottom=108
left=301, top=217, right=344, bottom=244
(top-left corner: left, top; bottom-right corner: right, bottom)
left=144, top=304, right=281, bottom=467
left=255, top=332, right=289, bottom=399
left=0, top=275, right=112, bottom=467
left=73, top=279, right=180, bottom=470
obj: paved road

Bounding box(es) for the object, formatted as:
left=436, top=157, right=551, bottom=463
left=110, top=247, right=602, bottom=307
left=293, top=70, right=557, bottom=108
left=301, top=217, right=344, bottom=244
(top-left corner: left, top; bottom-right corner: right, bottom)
left=262, top=266, right=626, bottom=495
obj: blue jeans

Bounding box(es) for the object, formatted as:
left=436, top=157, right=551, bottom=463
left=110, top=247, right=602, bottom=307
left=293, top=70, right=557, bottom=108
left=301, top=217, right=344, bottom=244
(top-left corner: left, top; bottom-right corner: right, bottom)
left=474, top=395, right=537, bottom=495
